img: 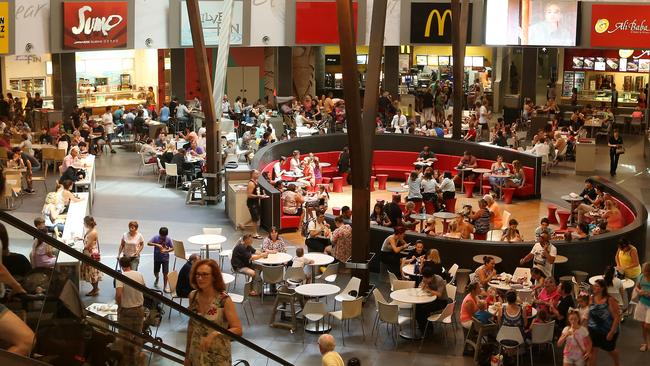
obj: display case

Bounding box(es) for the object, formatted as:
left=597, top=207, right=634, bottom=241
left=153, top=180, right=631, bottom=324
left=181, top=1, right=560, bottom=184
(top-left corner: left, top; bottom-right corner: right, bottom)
left=9, top=78, right=46, bottom=96
left=77, top=91, right=146, bottom=115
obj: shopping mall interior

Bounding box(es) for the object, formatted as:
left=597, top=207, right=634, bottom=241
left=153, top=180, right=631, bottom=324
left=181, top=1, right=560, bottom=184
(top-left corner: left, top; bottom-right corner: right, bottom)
left=1, top=1, right=650, bottom=365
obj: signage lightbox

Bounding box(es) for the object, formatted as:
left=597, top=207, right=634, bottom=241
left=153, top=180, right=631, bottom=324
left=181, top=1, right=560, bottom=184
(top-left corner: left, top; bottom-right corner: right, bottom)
left=410, top=2, right=472, bottom=44
left=180, top=0, right=243, bottom=46
left=591, top=4, right=650, bottom=48
left=63, top=2, right=128, bottom=50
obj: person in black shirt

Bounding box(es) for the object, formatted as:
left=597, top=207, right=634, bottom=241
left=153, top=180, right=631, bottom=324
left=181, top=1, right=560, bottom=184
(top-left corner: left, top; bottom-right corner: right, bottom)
left=38, top=127, right=52, bottom=144
left=33, top=93, right=43, bottom=109
left=607, top=129, right=623, bottom=176
left=0, top=93, right=9, bottom=120
left=337, top=146, right=350, bottom=176
left=492, top=130, right=508, bottom=147
left=1, top=223, right=31, bottom=279
left=176, top=254, right=199, bottom=298
left=70, top=105, right=82, bottom=131
left=579, top=180, right=598, bottom=205
left=422, top=89, right=434, bottom=123
left=230, top=234, right=267, bottom=296
left=551, top=280, right=575, bottom=329
left=384, top=194, right=404, bottom=227
left=418, top=145, right=436, bottom=161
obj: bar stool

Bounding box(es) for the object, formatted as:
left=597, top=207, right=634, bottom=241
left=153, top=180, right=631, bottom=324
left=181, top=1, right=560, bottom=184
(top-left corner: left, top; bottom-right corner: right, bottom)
left=376, top=174, right=389, bottom=190
left=322, top=177, right=332, bottom=185
left=547, top=204, right=559, bottom=224
left=463, top=182, right=476, bottom=198
left=572, top=271, right=589, bottom=284
left=502, top=188, right=516, bottom=204
left=481, top=185, right=492, bottom=195
left=341, top=172, right=349, bottom=186
left=332, top=177, right=344, bottom=193
left=332, top=207, right=342, bottom=216
left=424, top=201, right=435, bottom=214
left=444, top=198, right=457, bottom=213
left=557, top=210, right=571, bottom=230
left=370, top=176, right=376, bottom=192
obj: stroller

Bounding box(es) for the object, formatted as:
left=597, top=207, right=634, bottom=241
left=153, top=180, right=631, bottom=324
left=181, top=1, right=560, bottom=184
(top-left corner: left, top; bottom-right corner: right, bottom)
left=142, top=290, right=164, bottom=344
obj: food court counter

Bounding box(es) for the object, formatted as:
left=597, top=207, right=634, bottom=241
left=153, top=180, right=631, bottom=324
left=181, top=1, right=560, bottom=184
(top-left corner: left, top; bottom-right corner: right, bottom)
left=323, top=176, right=646, bottom=278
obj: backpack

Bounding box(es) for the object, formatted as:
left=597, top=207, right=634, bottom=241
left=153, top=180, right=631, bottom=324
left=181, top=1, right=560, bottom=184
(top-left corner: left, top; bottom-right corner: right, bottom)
left=301, top=218, right=314, bottom=238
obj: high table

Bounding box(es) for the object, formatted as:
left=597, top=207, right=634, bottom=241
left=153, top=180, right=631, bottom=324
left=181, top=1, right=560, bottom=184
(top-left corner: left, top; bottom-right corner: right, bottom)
left=187, top=234, right=227, bottom=259
left=456, top=168, right=474, bottom=192
left=473, top=255, right=503, bottom=265
left=410, top=213, right=434, bottom=233
left=560, top=195, right=585, bottom=226
left=490, top=173, right=512, bottom=199
left=588, top=275, right=635, bottom=289
left=303, top=252, right=334, bottom=282
left=390, top=288, right=436, bottom=340
left=433, top=212, right=458, bottom=233
left=472, top=168, right=492, bottom=195
left=295, top=283, right=341, bottom=332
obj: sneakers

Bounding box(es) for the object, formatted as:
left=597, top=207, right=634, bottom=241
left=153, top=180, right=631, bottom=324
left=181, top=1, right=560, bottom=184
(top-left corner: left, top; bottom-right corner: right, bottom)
left=111, top=150, right=117, bottom=154
left=154, top=276, right=159, bottom=288
left=23, top=188, right=36, bottom=194
left=164, top=287, right=171, bottom=294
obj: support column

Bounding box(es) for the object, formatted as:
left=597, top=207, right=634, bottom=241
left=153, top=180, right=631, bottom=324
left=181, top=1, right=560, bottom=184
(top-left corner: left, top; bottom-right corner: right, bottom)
left=170, top=48, right=186, bottom=101
left=276, top=46, right=293, bottom=97
left=51, top=53, right=77, bottom=123
left=521, top=48, right=538, bottom=104
left=383, top=46, right=399, bottom=97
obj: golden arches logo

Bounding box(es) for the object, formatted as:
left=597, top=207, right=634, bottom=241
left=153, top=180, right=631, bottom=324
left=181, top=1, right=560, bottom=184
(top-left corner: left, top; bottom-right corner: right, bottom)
left=424, top=9, right=452, bottom=37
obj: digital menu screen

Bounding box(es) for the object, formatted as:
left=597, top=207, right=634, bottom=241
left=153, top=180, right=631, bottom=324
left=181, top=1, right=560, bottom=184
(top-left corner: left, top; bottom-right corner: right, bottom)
left=572, top=57, right=584, bottom=69
left=639, top=59, right=650, bottom=73
left=605, top=58, right=619, bottom=71
left=485, top=0, right=578, bottom=46
left=416, top=55, right=427, bottom=66
left=427, top=55, right=438, bottom=66
left=583, top=57, right=595, bottom=70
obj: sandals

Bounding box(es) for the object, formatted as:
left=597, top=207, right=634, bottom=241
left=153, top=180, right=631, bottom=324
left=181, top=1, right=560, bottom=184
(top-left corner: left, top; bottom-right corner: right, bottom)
left=641, top=344, right=648, bottom=352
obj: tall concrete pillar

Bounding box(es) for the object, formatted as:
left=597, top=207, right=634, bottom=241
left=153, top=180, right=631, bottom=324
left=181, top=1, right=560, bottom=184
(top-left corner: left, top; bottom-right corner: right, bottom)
left=51, top=53, right=77, bottom=121
left=276, top=47, right=293, bottom=97
left=383, top=46, right=399, bottom=97
left=521, top=48, right=538, bottom=104
left=170, top=48, right=186, bottom=101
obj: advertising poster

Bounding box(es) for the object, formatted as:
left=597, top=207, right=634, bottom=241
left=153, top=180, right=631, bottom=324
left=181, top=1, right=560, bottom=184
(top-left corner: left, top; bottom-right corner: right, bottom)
left=0, top=2, right=9, bottom=54
left=410, top=2, right=472, bottom=44
left=180, top=0, right=243, bottom=46
left=592, top=4, right=650, bottom=48
left=295, top=1, right=358, bottom=45
left=63, top=1, right=128, bottom=49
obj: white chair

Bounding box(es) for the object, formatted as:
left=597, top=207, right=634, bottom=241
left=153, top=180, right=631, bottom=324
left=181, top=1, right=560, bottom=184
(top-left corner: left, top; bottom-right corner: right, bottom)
left=302, top=301, right=328, bottom=341
left=200, top=227, right=222, bottom=257
left=172, top=240, right=188, bottom=270
left=163, top=163, right=181, bottom=189
left=375, top=301, right=410, bottom=347
left=489, top=210, right=511, bottom=240
left=446, top=283, right=457, bottom=301
left=447, top=263, right=459, bottom=283
left=497, top=326, right=525, bottom=366
left=420, top=301, right=456, bottom=348
left=229, top=281, right=255, bottom=325
left=167, top=271, right=189, bottom=319
left=284, top=266, right=306, bottom=287
left=516, top=288, right=534, bottom=304
left=138, top=152, right=158, bottom=175
left=513, top=267, right=532, bottom=283
left=260, top=265, right=285, bottom=303
left=329, top=297, right=365, bottom=345
left=219, top=249, right=232, bottom=270
left=57, top=140, right=68, bottom=152
left=315, top=262, right=339, bottom=283
left=334, top=277, right=361, bottom=310
left=388, top=270, right=399, bottom=290
left=528, top=321, right=556, bottom=366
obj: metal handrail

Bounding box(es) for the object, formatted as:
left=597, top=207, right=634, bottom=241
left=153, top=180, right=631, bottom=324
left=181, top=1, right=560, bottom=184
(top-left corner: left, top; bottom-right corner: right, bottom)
left=0, top=212, right=292, bottom=366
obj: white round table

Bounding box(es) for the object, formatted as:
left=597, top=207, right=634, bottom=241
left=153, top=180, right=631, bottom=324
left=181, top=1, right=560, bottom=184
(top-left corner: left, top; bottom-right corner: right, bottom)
left=303, top=252, right=335, bottom=282
left=320, top=162, right=332, bottom=167
left=254, top=252, right=293, bottom=266
left=187, top=234, right=227, bottom=259
left=390, top=288, right=436, bottom=340
left=588, top=275, right=635, bottom=289
left=402, top=264, right=421, bottom=277
left=295, top=283, right=340, bottom=298
left=222, top=273, right=235, bottom=285
left=473, top=255, right=503, bottom=264
left=554, top=255, right=569, bottom=264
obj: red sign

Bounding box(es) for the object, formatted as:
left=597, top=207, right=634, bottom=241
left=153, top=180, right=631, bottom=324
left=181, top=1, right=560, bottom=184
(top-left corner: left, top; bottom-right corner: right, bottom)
left=591, top=4, right=650, bottom=48
left=63, top=2, right=128, bottom=50
left=295, top=2, right=358, bottom=45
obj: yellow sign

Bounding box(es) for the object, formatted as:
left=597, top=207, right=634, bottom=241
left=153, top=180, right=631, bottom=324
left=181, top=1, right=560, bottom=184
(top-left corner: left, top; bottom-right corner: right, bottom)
left=424, top=9, right=452, bottom=38
left=0, top=2, right=8, bottom=54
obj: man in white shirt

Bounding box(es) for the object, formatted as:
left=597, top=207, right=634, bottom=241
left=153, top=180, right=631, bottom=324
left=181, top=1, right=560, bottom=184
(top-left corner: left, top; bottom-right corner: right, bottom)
left=391, top=109, right=407, bottom=133
left=530, top=137, right=551, bottom=161
left=273, top=156, right=287, bottom=182
left=115, top=256, right=145, bottom=366
left=478, top=102, right=490, bottom=127
left=101, top=107, right=117, bottom=153
left=519, top=233, right=556, bottom=277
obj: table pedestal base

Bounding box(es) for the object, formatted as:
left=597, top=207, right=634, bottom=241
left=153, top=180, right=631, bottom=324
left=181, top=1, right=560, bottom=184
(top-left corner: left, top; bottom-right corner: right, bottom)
left=305, top=321, right=332, bottom=333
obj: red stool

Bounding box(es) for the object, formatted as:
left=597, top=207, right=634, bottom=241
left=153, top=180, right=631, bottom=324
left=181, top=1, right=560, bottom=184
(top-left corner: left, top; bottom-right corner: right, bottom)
left=413, top=201, right=423, bottom=213
left=474, top=233, right=488, bottom=240
left=341, top=172, right=349, bottom=186
left=370, top=176, right=376, bottom=192
left=482, top=185, right=492, bottom=195
left=424, top=201, right=435, bottom=214
left=322, top=177, right=332, bottom=184
left=377, top=174, right=389, bottom=190
left=332, top=207, right=341, bottom=216
left=463, top=182, right=476, bottom=198
left=404, top=172, right=410, bottom=184
left=502, top=188, right=516, bottom=204
left=442, top=220, right=450, bottom=233
left=332, top=177, right=344, bottom=193
left=557, top=210, right=571, bottom=230
left=547, top=205, right=559, bottom=225
left=444, top=198, right=457, bottom=213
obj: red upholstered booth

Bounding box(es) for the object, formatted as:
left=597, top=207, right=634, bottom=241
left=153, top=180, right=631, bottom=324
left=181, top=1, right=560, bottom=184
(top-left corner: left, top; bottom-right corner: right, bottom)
left=279, top=199, right=301, bottom=230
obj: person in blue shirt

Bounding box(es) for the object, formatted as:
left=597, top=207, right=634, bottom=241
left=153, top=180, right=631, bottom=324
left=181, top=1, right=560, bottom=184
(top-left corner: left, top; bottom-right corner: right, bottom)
left=113, top=106, right=124, bottom=123
left=159, top=103, right=170, bottom=123
left=474, top=300, right=494, bottom=324
left=147, top=227, right=174, bottom=292
left=433, top=122, right=445, bottom=138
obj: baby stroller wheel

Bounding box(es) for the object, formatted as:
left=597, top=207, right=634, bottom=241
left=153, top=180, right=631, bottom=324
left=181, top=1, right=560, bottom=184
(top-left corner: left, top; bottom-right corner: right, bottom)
left=153, top=337, right=163, bottom=351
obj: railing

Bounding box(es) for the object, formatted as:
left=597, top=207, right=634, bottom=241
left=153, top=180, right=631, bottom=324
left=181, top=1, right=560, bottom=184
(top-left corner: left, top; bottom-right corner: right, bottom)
left=0, top=211, right=292, bottom=366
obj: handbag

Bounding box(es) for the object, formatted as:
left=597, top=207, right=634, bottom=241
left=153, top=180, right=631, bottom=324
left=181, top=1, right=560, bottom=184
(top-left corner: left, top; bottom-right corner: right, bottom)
left=90, top=239, right=101, bottom=262
left=615, top=146, right=625, bottom=155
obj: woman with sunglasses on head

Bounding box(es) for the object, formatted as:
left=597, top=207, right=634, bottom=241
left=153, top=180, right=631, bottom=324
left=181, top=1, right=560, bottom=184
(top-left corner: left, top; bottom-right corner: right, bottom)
left=185, top=259, right=242, bottom=366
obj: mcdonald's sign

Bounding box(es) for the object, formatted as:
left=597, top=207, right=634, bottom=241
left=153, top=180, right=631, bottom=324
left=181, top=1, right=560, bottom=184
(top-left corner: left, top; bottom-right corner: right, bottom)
left=410, top=2, right=472, bottom=44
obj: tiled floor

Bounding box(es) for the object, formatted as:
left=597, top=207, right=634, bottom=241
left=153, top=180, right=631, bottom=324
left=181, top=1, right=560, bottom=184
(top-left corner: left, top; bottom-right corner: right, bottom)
left=4, top=133, right=650, bottom=366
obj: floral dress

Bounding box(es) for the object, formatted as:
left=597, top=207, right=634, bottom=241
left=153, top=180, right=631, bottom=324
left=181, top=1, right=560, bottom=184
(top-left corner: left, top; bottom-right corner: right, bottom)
left=81, top=230, right=102, bottom=283
left=187, top=291, right=231, bottom=366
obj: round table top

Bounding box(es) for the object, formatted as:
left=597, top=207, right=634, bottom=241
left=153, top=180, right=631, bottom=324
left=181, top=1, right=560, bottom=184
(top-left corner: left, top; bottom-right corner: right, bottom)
left=303, top=252, right=335, bottom=266
left=491, top=173, right=512, bottom=178
left=284, top=172, right=304, bottom=178
left=488, top=280, right=532, bottom=292
left=295, top=283, right=340, bottom=297
left=473, top=255, right=503, bottom=264
left=554, top=255, right=569, bottom=264
left=390, top=288, right=436, bottom=304
left=402, top=264, right=421, bottom=277
left=287, top=181, right=306, bottom=187
left=187, top=234, right=227, bottom=246
left=472, top=168, right=492, bottom=174
left=588, top=275, right=635, bottom=289
left=222, top=273, right=235, bottom=285
left=254, top=252, right=293, bottom=265
left=320, top=162, right=332, bottom=167
left=456, top=167, right=474, bottom=171
left=410, top=213, right=434, bottom=221
left=387, top=187, right=408, bottom=193
left=561, top=195, right=584, bottom=202
left=433, top=212, right=458, bottom=220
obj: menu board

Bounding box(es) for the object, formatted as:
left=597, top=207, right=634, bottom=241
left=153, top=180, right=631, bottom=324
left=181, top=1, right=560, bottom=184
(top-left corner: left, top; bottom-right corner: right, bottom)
left=606, top=58, right=620, bottom=71
left=627, top=59, right=639, bottom=72
left=416, top=55, right=427, bottom=66
left=572, top=57, right=583, bottom=69
left=465, top=56, right=473, bottom=67
left=439, top=56, right=450, bottom=66
left=473, top=57, right=484, bottom=67
left=639, top=59, right=650, bottom=73
left=619, top=58, right=627, bottom=72
left=427, top=55, right=438, bottom=66
left=594, top=61, right=606, bottom=71
left=583, top=57, right=595, bottom=70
